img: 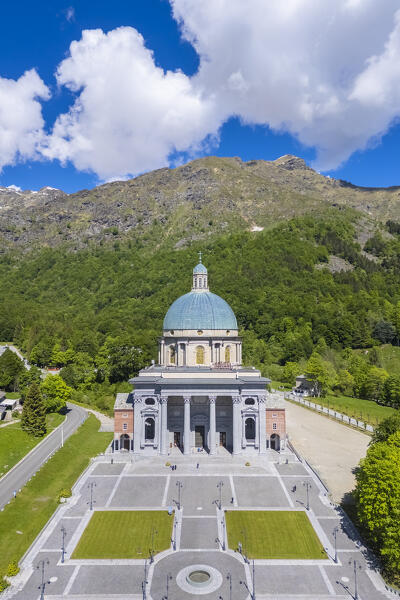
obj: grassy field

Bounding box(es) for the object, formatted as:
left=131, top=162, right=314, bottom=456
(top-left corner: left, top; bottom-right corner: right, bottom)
left=312, top=394, right=396, bottom=426
left=0, top=414, right=112, bottom=575
left=0, top=412, right=65, bottom=478
left=226, top=510, right=326, bottom=559
left=72, top=511, right=173, bottom=559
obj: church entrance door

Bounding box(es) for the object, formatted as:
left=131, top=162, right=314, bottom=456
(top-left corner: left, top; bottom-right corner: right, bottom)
left=220, top=432, right=227, bottom=447
left=195, top=425, right=205, bottom=448
left=174, top=432, right=181, bottom=448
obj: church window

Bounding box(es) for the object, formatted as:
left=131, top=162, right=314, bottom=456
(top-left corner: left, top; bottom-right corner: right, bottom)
left=225, top=346, right=231, bottom=363
left=245, top=398, right=255, bottom=405
left=170, top=346, right=176, bottom=364
left=199, top=278, right=202, bottom=288
left=226, top=330, right=230, bottom=335
left=196, top=345, right=205, bottom=364
left=145, top=417, right=155, bottom=440
left=245, top=417, right=256, bottom=440
left=273, top=423, right=277, bottom=430
left=197, top=330, right=203, bottom=335
left=145, top=398, right=155, bottom=405
left=123, top=423, right=127, bottom=430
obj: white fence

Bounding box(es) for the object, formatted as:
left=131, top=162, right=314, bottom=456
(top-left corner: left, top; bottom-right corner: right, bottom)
left=285, top=393, right=374, bottom=433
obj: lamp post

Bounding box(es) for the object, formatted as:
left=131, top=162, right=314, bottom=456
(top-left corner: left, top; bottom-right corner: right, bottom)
left=37, top=558, right=49, bottom=600
left=175, top=480, right=183, bottom=510
left=217, top=480, right=224, bottom=510
left=162, top=573, right=172, bottom=600
left=333, top=526, right=339, bottom=564
left=349, top=558, right=362, bottom=600
left=61, top=525, right=67, bottom=563
left=239, top=563, right=255, bottom=600
left=226, top=572, right=232, bottom=600
left=302, top=481, right=312, bottom=511
left=87, top=481, right=96, bottom=510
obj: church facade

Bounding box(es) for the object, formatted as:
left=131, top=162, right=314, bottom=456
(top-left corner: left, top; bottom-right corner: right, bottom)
left=113, top=257, right=286, bottom=455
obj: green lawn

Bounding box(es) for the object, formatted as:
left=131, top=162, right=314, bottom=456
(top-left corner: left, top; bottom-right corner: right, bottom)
left=226, top=510, right=327, bottom=559
left=0, top=412, right=65, bottom=478
left=313, top=394, right=396, bottom=426
left=72, top=511, right=173, bottom=559
left=0, top=414, right=112, bottom=575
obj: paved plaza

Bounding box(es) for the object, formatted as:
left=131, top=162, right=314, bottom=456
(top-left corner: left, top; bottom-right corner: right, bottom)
left=4, top=449, right=394, bottom=600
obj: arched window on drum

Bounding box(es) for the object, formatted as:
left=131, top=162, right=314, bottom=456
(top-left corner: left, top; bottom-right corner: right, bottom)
left=170, top=346, right=176, bottom=364
left=225, top=346, right=231, bottom=363
left=196, top=345, right=205, bottom=365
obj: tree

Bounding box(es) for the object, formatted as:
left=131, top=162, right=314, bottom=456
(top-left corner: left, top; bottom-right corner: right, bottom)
left=282, top=361, right=300, bottom=385
left=335, top=369, right=355, bottom=396
left=382, top=376, right=400, bottom=408
left=361, top=366, right=388, bottom=402
left=0, top=348, right=25, bottom=391
left=40, top=375, right=72, bottom=412
left=373, top=320, right=396, bottom=344
left=355, top=432, right=400, bottom=584
left=305, top=352, right=336, bottom=396
left=21, top=382, right=46, bottom=436
left=371, top=413, right=400, bottom=445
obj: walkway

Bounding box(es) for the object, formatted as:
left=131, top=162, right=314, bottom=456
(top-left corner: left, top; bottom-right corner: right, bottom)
left=5, top=453, right=393, bottom=600
left=284, top=398, right=370, bottom=502
left=0, top=403, right=87, bottom=509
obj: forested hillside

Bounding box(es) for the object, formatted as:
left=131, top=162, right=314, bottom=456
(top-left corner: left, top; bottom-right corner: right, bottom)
left=1, top=210, right=400, bottom=412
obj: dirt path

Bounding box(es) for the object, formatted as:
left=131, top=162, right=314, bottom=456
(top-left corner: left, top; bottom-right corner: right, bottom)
left=284, top=399, right=370, bottom=502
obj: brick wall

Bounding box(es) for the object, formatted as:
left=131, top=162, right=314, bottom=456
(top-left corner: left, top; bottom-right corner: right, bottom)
left=114, top=408, right=134, bottom=435
left=266, top=408, right=286, bottom=437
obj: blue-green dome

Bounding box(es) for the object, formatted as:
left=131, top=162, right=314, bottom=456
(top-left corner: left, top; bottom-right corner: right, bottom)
left=163, top=291, right=237, bottom=330
left=193, top=262, right=207, bottom=274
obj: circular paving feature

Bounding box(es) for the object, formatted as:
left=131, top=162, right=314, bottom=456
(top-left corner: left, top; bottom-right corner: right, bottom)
left=177, top=564, right=222, bottom=595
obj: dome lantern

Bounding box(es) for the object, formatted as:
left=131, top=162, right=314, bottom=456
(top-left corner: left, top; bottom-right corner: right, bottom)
left=192, top=251, right=208, bottom=291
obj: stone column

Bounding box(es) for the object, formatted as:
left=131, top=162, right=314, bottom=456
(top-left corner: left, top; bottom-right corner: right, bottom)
left=183, top=396, right=191, bottom=455
left=160, top=396, right=168, bottom=455
left=258, top=395, right=267, bottom=454
left=160, top=339, right=165, bottom=365
left=232, top=396, right=241, bottom=454
left=133, top=396, right=142, bottom=453
left=209, top=395, right=217, bottom=455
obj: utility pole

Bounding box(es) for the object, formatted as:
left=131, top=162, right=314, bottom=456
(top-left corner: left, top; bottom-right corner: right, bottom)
left=61, top=525, right=67, bottom=563
left=162, top=573, right=172, bottom=600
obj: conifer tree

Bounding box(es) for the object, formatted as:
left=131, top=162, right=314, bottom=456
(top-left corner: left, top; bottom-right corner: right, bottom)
left=21, top=382, right=46, bottom=437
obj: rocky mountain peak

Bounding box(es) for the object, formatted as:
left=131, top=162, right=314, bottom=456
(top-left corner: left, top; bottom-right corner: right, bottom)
left=274, top=154, right=311, bottom=171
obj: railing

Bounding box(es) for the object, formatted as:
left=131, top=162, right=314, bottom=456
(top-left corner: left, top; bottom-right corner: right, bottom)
left=285, top=393, right=375, bottom=433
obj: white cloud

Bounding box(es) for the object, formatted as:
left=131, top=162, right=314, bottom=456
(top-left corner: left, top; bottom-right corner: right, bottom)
left=6, top=184, right=22, bottom=192
left=171, top=0, right=400, bottom=170
left=42, top=27, right=219, bottom=180
left=6, top=3, right=400, bottom=179
left=0, top=69, right=49, bottom=172
left=65, top=6, right=75, bottom=22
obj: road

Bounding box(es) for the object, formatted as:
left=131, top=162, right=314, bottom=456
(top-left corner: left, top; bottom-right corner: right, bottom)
left=284, top=398, right=370, bottom=502
left=0, top=402, right=87, bottom=509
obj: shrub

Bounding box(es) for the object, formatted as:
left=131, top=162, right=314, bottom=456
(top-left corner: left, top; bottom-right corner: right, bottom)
left=165, top=461, right=171, bottom=467
left=57, top=488, right=72, bottom=503
left=245, top=461, right=251, bottom=467
left=6, top=561, right=19, bottom=577
left=0, top=576, right=9, bottom=592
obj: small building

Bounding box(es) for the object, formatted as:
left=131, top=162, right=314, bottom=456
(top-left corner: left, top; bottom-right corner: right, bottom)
left=114, top=256, right=286, bottom=455
left=294, top=375, right=317, bottom=396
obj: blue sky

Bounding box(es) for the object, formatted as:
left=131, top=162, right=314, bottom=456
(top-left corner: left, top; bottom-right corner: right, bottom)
left=1, top=1, right=400, bottom=193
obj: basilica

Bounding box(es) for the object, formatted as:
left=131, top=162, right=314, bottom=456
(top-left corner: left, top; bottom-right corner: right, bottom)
left=113, top=256, right=286, bottom=455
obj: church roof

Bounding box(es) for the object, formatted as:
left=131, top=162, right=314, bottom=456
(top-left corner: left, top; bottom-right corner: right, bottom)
left=163, top=290, right=237, bottom=330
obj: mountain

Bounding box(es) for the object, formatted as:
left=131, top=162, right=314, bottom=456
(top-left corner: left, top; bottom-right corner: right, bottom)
left=1, top=155, right=399, bottom=252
